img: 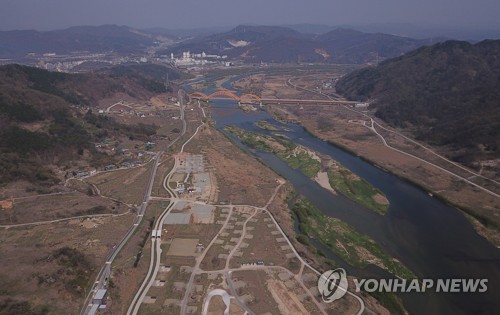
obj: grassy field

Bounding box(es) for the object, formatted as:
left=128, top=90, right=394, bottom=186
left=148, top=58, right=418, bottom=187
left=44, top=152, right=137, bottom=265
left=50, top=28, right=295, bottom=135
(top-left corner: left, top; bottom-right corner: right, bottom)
left=225, top=126, right=320, bottom=178
left=85, top=164, right=153, bottom=206
left=327, top=165, right=389, bottom=215
left=292, top=197, right=414, bottom=280
left=278, top=151, right=320, bottom=178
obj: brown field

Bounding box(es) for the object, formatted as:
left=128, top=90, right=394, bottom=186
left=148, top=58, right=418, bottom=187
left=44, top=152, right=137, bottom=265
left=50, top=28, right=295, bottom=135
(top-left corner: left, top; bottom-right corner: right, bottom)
left=163, top=223, right=221, bottom=250
left=167, top=238, right=199, bottom=256
left=104, top=200, right=168, bottom=315
left=207, top=295, right=225, bottom=314
left=229, top=210, right=298, bottom=271
left=85, top=164, right=153, bottom=206
left=199, top=208, right=248, bottom=271
left=138, top=265, right=191, bottom=315
left=0, top=213, right=135, bottom=315
left=230, top=270, right=282, bottom=314
left=0, top=191, right=127, bottom=225
left=150, top=155, right=175, bottom=198
left=183, top=125, right=279, bottom=206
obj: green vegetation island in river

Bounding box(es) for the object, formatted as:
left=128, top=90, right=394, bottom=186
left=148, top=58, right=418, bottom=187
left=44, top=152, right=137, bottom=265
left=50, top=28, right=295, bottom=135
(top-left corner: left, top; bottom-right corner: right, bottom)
left=226, top=123, right=389, bottom=214
left=290, top=196, right=415, bottom=280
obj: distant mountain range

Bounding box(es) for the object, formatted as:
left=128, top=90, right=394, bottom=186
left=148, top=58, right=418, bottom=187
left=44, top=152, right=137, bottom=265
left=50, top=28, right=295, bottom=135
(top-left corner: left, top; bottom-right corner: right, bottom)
left=0, top=25, right=175, bottom=58
left=162, top=25, right=441, bottom=64
left=1, top=24, right=481, bottom=64
left=336, top=39, right=500, bottom=164
left=283, top=23, right=500, bottom=40
left=2, top=23, right=498, bottom=62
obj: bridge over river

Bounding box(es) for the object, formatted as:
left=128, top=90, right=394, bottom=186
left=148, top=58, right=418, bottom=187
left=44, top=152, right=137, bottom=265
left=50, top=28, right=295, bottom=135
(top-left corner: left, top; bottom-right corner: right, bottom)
left=189, top=90, right=359, bottom=106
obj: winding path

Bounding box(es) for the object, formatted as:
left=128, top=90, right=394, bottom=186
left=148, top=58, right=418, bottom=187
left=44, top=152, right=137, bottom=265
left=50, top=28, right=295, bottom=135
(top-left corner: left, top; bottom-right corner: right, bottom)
left=287, top=78, right=500, bottom=199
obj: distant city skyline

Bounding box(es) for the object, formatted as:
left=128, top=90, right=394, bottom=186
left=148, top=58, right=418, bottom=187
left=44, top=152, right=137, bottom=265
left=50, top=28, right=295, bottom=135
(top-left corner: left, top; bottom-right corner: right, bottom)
left=1, top=0, right=499, bottom=32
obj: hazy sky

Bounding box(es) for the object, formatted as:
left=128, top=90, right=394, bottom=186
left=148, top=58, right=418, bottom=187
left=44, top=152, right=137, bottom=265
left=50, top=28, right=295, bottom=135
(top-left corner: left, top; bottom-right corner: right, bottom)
left=1, top=0, right=499, bottom=31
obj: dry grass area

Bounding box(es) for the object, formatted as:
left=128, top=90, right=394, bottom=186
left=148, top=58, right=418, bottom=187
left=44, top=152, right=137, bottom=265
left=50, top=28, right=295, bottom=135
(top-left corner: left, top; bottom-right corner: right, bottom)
left=199, top=208, right=248, bottom=271
left=207, top=295, right=225, bottom=314
left=228, top=210, right=299, bottom=271
left=0, top=213, right=134, bottom=315
left=229, top=299, right=246, bottom=314
left=104, top=200, right=168, bottom=314
left=135, top=223, right=223, bottom=314
left=231, top=268, right=322, bottom=315
left=230, top=270, right=282, bottom=314
left=85, top=164, right=153, bottom=206
left=163, top=223, right=221, bottom=250
left=150, top=155, right=174, bottom=198
left=267, top=184, right=324, bottom=269
left=267, top=278, right=310, bottom=315
left=184, top=126, right=279, bottom=206
left=0, top=191, right=127, bottom=225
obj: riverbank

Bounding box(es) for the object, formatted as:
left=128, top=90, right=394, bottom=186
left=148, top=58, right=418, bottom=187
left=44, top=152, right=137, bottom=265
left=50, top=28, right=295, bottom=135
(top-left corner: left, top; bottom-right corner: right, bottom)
left=292, top=196, right=414, bottom=279
left=225, top=125, right=389, bottom=215
left=203, top=71, right=500, bottom=314
left=266, top=104, right=500, bottom=247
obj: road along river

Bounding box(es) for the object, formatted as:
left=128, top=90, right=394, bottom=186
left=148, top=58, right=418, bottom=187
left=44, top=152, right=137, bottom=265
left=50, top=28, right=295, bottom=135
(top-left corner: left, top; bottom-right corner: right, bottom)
left=185, top=77, right=500, bottom=314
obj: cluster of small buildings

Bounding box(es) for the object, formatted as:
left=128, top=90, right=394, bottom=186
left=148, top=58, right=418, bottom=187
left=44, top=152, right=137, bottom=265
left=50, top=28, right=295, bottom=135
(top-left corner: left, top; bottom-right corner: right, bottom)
left=166, top=51, right=231, bottom=67
left=72, top=160, right=140, bottom=178
left=25, top=51, right=142, bottom=72
left=241, top=260, right=265, bottom=267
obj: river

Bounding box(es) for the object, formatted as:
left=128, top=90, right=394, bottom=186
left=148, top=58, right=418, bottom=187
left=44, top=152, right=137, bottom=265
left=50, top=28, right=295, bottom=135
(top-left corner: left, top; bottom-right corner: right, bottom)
left=185, top=76, right=500, bottom=314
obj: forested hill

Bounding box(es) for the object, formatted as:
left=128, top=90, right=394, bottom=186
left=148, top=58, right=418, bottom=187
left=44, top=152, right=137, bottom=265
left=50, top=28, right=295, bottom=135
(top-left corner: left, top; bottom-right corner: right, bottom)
left=336, top=40, right=500, bottom=164
left=0, top=64, right=179, bottom=186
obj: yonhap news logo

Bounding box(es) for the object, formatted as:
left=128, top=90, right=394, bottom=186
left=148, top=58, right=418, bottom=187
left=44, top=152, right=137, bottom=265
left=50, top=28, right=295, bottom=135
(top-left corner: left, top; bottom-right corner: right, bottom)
left=317, top=268, right=348, bottom=303
left=318, top=269, right=488, bottom=304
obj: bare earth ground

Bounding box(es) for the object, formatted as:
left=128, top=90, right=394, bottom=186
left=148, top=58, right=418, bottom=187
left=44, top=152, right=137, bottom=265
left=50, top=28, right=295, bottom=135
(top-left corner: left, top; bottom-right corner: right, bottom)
left=85, top=164, right=153, bottom=206
left=137, top=224, right=222, bottom=314
left=0, top=191, right=127, bottom=225
left=108, top=200, right=168, bottom=315
left=150, top=155, right=175, bottom=198
left=228, top=210, right=301, bottom=272
left=0, top=213, right=135, bottom=314
left=183, top=124, right=279, bottom=207
left=230, top=270, right=282, bottom=314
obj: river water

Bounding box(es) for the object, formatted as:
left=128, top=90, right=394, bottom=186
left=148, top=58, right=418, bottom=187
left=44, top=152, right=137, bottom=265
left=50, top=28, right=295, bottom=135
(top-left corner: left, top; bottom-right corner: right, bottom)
left=187, top=77, right=500, bottom=314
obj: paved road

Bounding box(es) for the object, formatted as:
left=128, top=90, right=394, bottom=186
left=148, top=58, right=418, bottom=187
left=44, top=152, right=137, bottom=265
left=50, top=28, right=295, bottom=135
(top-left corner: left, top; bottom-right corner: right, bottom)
left=126, top=87, right=366, bottom=315
left=178, top=180, right=364, bottom=315
left=127, top=91, right=210, bottom=315
left=81, top=90, right=188, bottom=315
left=201, top=289, right=232, bottom=315
left=179, top=206, right=235, bottom=315
left=80, top=152, right=162, bottom=315
left=0, top=211, right=129, bottom=229
left=287, top=78, right=500, bottom=198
